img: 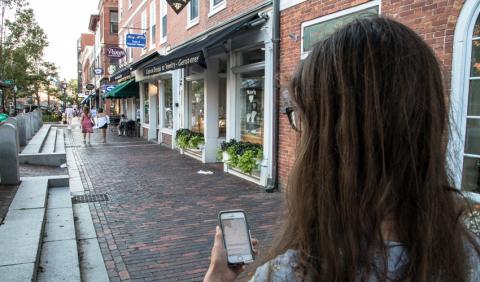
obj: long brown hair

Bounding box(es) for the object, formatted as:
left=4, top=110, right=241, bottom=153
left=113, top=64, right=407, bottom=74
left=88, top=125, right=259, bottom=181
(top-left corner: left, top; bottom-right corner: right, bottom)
left=265, top=17, right=479, bottom=281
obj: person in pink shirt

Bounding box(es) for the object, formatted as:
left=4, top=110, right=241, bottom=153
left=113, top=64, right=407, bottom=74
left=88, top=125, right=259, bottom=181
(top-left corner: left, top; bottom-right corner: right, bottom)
left=81, top=106, right=94, bottom=145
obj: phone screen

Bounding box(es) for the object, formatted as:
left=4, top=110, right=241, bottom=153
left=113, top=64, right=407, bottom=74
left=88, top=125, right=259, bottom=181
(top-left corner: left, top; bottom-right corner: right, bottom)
left=221, top=214, right=253, bottom=263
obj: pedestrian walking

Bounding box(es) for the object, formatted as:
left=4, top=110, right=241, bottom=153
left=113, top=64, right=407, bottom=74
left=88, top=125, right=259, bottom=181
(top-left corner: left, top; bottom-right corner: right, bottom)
left=65, top=104, right=74, bottom=129
left=204, top=17, right=480, bottom=282
left=96, top=108, right=109, bottom=143
left=80, top=106, right=94, bottom=145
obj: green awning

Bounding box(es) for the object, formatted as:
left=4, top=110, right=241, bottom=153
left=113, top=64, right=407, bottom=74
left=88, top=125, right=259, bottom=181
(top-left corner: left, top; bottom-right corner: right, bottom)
left=104, top=79, right=139, bottom=99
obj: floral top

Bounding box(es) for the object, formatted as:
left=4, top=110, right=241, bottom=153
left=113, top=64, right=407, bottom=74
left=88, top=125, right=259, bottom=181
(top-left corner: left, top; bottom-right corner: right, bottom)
left=249, top=240, right=480, bottom=281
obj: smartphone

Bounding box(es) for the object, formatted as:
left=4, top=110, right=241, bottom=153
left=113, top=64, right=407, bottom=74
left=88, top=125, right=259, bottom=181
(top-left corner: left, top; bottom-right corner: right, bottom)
left=218, top=210, right=254, bottom=265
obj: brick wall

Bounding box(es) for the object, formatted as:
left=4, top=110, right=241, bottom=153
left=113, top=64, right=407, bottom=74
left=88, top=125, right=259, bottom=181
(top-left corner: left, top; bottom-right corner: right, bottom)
left=162, top=133, right=172, bottom=147
left=278, top=0, right=464, bottom=188
left=166, top=0, right=268, bottom=48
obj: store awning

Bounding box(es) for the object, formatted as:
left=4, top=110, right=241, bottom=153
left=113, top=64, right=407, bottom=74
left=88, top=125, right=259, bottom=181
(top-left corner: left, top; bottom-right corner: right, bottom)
left=143, top=14, right=262, bottom=76
left=104, top=79, right=139, bottom=99
left=110, top=65, right=132, bottom=82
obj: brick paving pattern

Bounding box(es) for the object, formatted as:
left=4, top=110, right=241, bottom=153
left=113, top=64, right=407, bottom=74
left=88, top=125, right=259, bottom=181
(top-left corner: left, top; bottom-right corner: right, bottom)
left=67, top=128, right=284, bottom=281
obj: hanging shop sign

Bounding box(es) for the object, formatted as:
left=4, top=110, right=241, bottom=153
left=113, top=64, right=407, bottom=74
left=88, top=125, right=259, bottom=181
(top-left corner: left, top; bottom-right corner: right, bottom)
left=166, top=0, right=191, bottom=14
left=94, top=68, right=104, bottom=75
left=86, top=84, right=95, bottom=90
left=108, top=65, right=118, bottom=75
left=144, top=52, right=204, bottom=76
left=103, top=84, right=116, bottom=93
left=126, top=34, right=147, bottom=48
left=106, top=47, right=126, bottom=59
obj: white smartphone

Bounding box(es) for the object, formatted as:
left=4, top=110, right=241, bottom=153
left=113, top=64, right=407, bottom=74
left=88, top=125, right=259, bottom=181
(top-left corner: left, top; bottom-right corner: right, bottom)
left=218, top=210, right=254, bottom=265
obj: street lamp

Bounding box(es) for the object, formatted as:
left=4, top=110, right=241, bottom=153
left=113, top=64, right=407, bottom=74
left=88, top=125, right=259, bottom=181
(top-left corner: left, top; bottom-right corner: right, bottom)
left=13, top=85, right=17, bottom=116
left=61, top=79, right=67, bottom=110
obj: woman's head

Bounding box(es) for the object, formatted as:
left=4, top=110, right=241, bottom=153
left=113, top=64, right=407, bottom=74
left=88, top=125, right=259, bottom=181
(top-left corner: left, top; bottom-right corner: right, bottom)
left=271, top=17, right=477, bottom=281
left=83, top=106, right=90, bottom=114
left=98, top=108, right=104, bottom=113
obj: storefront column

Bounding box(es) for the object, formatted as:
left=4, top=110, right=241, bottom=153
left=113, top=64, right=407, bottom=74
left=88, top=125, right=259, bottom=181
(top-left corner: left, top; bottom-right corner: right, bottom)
left=139, top=82, right=146, bottom=137
left=204, top=58, right=220, bottom=163
left=172, top=69, right=183, bottom=149
left=226, top=47, right=236, bottom=141
left=158, top=80, right=165, bottom=144
left=148, top=82, right=158, bottom=141
left=262, top=34, right=274, bottom=186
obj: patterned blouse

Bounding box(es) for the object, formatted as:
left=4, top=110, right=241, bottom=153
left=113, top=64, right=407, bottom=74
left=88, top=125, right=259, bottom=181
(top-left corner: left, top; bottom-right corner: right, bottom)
left=249, top=240, right=480, bottom=281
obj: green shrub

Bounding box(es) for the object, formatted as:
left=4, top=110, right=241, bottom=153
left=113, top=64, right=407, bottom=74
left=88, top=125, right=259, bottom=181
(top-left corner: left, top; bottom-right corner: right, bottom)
left=175, top=129, right=204, bottom=150
left=219, top=139, right=263, bottom=174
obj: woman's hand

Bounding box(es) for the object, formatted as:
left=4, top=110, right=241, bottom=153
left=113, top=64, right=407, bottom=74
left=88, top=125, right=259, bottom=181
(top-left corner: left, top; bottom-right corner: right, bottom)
left=203, top=226, right=258, bottom=282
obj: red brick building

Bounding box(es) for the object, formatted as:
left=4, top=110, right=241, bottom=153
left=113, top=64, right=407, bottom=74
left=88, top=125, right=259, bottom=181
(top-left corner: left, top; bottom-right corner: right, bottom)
left=278, top=0, right=480, bottom=195
left=84, top=0, right=119, bottom=113
left=77, top=33, right=95, bottom=94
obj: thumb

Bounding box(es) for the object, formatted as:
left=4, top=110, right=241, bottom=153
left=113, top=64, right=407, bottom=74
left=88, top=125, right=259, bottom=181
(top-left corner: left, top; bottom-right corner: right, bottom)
left=214, top=226, right=224, bottom=248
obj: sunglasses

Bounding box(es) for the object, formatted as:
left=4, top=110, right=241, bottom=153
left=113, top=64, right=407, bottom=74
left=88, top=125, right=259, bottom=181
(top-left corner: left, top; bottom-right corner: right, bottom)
left=285, top=107, right=300, bottom=132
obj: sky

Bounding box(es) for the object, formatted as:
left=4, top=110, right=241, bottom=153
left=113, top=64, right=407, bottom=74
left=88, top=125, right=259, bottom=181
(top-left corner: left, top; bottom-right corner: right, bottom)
left=29, top=0, right=99, bottom=81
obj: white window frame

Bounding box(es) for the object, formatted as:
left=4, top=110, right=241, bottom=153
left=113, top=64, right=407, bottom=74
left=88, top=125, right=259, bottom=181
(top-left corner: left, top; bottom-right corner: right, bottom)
left=119, top=0, right=123, bottom=20
left=150, top=1, right=156, bottom=50
left=186, top=0, right=200, bottom=29
left=208, top=0, right=226, bottom=17
left=141, top=11, right=147, bottom=53
left=160, top=0, right=168, bottom=44
left=129, top=0, right=133, bottom=9
left=300, top=0, right=381, bottom=59
left=187, top=0, right=199, bottom=29
left=449, top=0, right=480, bottom=199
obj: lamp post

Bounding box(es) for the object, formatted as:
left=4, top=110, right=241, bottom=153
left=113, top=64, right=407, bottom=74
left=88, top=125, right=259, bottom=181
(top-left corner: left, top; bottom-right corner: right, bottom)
left=13, top=85, right=17, bottom=116
left=61, top=79, right=67, bottom=110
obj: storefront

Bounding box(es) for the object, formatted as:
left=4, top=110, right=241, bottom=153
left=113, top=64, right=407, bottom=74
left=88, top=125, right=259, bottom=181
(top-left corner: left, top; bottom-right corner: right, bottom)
left=137, top=10, right=274, bottom=186
left=108, top=65, right=140, bottom=121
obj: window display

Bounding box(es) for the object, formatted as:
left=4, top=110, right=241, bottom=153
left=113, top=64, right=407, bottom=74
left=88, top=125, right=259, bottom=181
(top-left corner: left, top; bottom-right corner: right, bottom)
left=188, top=79, right=204, bottom=133
left=163, top=79, right=173, bottom=129
left=237, top=70, right=264, bottom=145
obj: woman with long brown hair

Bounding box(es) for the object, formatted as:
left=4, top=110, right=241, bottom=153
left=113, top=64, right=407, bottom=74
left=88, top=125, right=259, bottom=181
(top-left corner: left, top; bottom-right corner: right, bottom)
left=81, top=106, right=94, bottom=145
left=204, top=17, right=480, bottom=281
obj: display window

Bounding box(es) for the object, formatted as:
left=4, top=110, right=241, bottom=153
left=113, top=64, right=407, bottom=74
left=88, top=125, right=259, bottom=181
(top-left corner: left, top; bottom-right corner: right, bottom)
left=188, top=79, right=204, bottom=133
left=163, top=79, right=173, bottom=129
left=236, top=70, right=264, bottom=145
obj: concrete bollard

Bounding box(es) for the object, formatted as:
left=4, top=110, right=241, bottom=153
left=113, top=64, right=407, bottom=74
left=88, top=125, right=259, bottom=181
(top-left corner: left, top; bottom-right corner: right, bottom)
left=31, top=111, right=37, bottom=134
left=25, top=113, right=32, bottom=140
left=5, top=117, right=20, bottom=152
left=0, top=123, right=20, bottom=185
left=16, top=115, right=27, bottom=146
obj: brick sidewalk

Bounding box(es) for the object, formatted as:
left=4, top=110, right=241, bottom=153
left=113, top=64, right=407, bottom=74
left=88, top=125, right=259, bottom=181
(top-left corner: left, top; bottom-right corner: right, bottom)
left=68, top=129, right=284, bottom=281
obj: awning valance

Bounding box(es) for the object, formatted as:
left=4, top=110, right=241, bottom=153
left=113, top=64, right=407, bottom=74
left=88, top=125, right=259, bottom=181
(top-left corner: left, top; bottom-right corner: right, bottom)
left=104, top=79, right=139, bottom=99
left=143, top=14, right=261, bottom=76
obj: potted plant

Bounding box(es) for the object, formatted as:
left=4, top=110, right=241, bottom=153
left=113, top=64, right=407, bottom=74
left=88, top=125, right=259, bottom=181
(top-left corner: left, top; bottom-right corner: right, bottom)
left=218, top=139, right=263, bottom=175
left=175, top=129, right=205, bottom=151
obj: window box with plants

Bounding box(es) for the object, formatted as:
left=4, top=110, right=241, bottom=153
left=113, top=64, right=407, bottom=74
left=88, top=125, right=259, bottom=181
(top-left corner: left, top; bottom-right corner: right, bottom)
left=218, top=139, right=263, bottom=176
left=175, top=129, right=205, bottom=153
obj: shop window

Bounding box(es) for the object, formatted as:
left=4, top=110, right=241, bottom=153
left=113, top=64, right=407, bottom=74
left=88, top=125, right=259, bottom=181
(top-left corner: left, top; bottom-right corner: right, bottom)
left=163, top=79, right=173, bottom=129
left=239, top=48, right=265, bottom=65
left=301, top=2, right=379, bottom=58
left=237, top=70, right=264, bottom=145
left=188, top=80, right=204, bottom=133
left=219, top=77, right=227, bottom=137
left=110, top=10, right=118, bottom=34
